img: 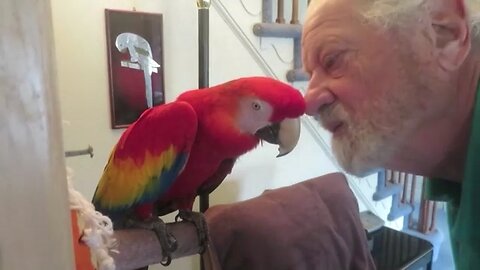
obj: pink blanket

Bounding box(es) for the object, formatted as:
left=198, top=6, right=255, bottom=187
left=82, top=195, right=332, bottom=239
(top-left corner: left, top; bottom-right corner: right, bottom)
left=205, top=172, right=376, bottom=270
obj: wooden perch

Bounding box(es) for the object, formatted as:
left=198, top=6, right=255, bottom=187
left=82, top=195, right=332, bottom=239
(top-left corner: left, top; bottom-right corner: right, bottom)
left=110, top=222, right=220, bottom=270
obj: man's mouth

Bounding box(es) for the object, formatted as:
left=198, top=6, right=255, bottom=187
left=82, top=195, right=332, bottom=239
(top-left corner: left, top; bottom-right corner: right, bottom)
left=321, top=119, right=344, bottom=135
left=331, top=122, right=344, bottom=134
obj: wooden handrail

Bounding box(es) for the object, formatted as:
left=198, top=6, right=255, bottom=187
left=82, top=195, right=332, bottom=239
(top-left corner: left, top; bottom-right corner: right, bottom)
left=429, top=201, right=438, bottom=232
left=291, top=0, right=299, bottom=24
left=408, top=175, right=417, bottom=229
left=401, top=173, right=409, bottom=203
left=276, top=0, right=285, bottom=23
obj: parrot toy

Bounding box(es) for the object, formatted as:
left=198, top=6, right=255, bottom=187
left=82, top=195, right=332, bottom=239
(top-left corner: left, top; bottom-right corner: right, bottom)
left=92, top=76, right=306, bottom=268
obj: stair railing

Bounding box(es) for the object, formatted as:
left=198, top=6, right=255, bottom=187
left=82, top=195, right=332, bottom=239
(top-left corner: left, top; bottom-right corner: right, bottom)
left=254, top=0, right=309, bottom=82
left=376, top=170, right=438, bottom=234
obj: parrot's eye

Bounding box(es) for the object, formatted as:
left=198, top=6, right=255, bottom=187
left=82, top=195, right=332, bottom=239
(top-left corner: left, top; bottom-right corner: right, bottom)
left=252, top=101, right=262, bottom=111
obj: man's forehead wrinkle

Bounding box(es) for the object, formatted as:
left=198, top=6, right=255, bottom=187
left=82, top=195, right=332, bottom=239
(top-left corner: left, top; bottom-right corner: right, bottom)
left=303, top=2, right=347, bottom=43
left=304, top=0, right=364, bottom=35
left=302, top=16, right=348, bottom=66
left=302, top=0, right=365, bottom=71
left=305, top=0, right=366, bottom=24
left=303, top=13, right=356, bottom=49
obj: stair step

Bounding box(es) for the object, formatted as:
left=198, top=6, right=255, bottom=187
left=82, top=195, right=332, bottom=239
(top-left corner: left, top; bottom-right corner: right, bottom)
left=253, top=23, right=302, bottom=38
left=388, top=202, right=413, bottom=221
left=372, top=183, right=402, bottom=201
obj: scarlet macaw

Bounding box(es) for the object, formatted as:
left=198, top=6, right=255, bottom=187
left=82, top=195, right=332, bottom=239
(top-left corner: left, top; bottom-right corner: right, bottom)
left=92, top=76, right=305, bottom=266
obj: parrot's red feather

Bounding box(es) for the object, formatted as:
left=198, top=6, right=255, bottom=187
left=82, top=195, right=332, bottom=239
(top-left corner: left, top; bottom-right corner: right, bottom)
left=92, top=102, right=197, bottom=221
left=92, top=76, right=306, bottom=224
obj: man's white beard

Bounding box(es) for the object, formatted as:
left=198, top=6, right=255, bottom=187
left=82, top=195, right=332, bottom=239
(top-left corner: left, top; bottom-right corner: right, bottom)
left=321, top=93, right=419, bottom=177
left=331, top=118, right=395, bottom=177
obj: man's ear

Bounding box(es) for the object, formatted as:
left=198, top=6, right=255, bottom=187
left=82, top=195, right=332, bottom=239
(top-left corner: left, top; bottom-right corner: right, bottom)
left=429, top=0, right=471, bottom=70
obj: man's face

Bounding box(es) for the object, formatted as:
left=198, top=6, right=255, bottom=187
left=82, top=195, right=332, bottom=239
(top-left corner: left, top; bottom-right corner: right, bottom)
left=302, top=0, right=438, bottom=176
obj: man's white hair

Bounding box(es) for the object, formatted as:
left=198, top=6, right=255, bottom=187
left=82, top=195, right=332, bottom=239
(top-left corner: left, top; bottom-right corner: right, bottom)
left=362, top=0, right=480, bottom=41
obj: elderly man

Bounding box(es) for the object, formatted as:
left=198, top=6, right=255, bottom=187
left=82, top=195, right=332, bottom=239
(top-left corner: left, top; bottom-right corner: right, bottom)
left=303, top=0, right=480, bottom=269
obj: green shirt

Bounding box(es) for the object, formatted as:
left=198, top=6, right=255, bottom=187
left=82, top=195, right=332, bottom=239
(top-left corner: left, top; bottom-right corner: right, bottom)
left=424, top=83, right=480, bottom=270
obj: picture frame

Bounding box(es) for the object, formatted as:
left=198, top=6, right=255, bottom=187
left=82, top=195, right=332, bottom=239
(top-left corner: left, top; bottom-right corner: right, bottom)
left=105, top=9, right=165, bottom=129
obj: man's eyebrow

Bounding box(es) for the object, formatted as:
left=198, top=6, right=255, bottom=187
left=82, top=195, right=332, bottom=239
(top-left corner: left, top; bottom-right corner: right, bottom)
left=302, top=37, right=332, bottom=71
left=306, top=36, right=345, bottom=57
left=302, top=42, right=319, bottom=74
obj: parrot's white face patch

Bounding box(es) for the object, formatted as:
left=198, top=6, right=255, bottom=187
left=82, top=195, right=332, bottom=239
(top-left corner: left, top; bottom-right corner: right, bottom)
left=236, top=97, right=274, bottom=134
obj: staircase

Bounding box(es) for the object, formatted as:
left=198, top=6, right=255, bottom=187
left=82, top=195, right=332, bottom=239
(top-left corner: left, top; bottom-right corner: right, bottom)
left=212, top=0, right=445, bottom=263
left=252, top=0, right=309, bottom=82
left=374, top=170, right=444, bottom=260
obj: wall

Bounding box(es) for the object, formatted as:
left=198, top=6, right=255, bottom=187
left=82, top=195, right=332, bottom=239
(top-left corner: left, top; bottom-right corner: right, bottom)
left=50, top=1, right=371, bottom=269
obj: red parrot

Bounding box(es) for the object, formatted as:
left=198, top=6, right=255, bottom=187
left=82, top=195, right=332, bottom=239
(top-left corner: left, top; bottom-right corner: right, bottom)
left=92, top=76, right=305, bottom=266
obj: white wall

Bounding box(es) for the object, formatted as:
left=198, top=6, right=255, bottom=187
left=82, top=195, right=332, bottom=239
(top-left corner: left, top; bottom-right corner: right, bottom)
left=50, top=1, right=384, bottom=269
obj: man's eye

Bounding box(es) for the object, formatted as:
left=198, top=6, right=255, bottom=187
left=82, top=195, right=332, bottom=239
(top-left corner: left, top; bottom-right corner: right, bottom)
left=322, top=51, right=346, bottom=77
left=324, top=54, right=338, bottom=69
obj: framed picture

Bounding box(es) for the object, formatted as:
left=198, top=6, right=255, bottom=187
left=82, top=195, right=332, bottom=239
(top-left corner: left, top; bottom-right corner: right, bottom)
left=105, top=9, right=165, bottom=129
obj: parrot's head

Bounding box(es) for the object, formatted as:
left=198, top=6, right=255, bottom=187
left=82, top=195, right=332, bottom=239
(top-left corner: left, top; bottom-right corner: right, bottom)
left=180, top=76, right=306, bottom=157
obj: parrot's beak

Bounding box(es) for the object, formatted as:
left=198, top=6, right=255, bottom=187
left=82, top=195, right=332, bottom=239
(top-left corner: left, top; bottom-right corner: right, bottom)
left=255, top=117, right=301, bottom=157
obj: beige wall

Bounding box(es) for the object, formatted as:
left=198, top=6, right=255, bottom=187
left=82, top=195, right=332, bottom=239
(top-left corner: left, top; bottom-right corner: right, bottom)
left=50, top=0, right=346, bottom=269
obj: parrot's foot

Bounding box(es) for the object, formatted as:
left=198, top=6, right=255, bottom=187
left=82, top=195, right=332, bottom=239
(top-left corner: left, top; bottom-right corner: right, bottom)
left=125, top=218, right=178, bottom=266
left=175, top=210, right=209, bottom=254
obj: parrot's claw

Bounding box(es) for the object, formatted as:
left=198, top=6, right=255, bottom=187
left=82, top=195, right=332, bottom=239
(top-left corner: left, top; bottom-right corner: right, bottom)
left=151, top=220, right=177, bottom=266
left=175, top=210, right=209, bottom=254
left=125, top=218, right=178, bottom=266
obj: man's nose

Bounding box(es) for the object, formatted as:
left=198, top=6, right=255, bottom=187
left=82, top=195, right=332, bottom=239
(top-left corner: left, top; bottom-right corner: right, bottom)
left=304, top=85, right=335, bottom=116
